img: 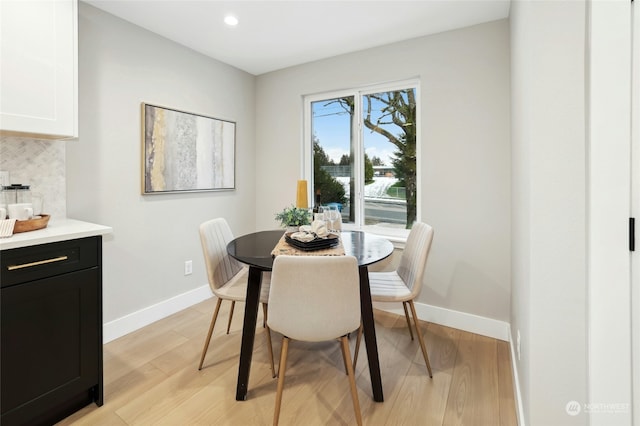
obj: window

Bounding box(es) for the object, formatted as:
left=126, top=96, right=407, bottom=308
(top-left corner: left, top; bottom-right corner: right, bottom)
left=304, top=81, right=419, bottom=232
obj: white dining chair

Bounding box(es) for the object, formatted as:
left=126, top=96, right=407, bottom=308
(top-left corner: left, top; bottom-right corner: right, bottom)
left=353, top=222, right=434, bottom=377
left=268, top=255, right=362, bottom=426
left=198, top=218, right=275, bottom=377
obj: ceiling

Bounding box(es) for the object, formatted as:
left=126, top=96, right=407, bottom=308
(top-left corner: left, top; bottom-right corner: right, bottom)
left=82, top=0, right=511, bottom=76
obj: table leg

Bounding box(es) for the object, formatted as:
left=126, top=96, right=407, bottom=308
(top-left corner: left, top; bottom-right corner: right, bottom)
left=236, top=267, right=263, bottom=401
left=359, top=265, right=384, bottom=402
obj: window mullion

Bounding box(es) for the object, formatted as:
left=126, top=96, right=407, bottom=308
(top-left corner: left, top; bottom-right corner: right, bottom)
left=353, top=93, right=364, bottom=227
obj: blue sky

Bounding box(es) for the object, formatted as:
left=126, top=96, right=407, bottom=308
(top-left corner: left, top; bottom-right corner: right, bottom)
left=312, top=98, right=397, bottom=166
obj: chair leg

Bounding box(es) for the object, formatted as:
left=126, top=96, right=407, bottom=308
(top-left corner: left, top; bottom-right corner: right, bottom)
left=262, top=302, right=268, bottom=326
left=226, top=301, right=236, bottom=334
left=352, top=323, right=363, bottom=372
left=198, top=298, right=222, bottom=370
left=263, top=304, right=276, bottom=378
left=340, top=337, right=349, bottom=375
left=402, top=301, right=415, bottom=341
left=408, top=300, right=433, bottom=378
left=340, top=336, right=363, bottom=426
left=273, top=337, right=290, bottom=426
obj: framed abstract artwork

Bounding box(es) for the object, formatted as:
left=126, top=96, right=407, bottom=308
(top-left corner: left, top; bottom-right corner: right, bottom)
left=142, top=103, right=236, bottom=194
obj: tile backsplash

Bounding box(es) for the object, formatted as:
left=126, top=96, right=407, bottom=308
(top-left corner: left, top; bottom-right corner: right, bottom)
left=0, top=136, right=66, bottom=219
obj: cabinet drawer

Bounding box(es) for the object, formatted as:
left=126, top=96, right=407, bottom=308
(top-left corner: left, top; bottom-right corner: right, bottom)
left=1, top=236, right=101, bottom=288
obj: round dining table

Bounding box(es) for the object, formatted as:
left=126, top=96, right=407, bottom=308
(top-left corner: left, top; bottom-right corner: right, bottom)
left=227, top=229, right=394, bottom=402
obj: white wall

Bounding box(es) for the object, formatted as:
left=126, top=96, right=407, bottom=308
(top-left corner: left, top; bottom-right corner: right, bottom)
left=67, top=4, right=257, bottom=324
left=255, top=20, right=512, bottom=323
left=510, top=1, right=588, bottom=424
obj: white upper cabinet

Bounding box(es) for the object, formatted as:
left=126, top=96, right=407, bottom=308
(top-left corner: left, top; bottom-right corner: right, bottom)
left=0, top=0, right=78, bottom=139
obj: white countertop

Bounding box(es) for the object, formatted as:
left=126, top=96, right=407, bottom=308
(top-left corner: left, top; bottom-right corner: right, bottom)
left=0, top=218, right=112, bottom=250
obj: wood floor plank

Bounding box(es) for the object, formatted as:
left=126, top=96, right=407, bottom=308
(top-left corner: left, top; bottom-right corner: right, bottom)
left=353, top=309, right=416, bottom=391
left=57, top=361, right=168, bottom=425
left=497, top=340, right=518, bottom=426
left=373, top=321, right=459, bottom=425
left=153, top=362, right=274, bottom=425
left=427, top=323, right=462, bottom=374
left=114, top=329, right=275, bottom=424
left=56, top=408, right=128, bottom=426
left=55, top=299, right=517, bottom=426
left=371, top=313, right=423, bottom=421
left=165, top=301, right=214, bottom=340
left=443, top=332, right=501, bottom=425
left=102, top=326, right=188, bottom=385
left=262, top=337, right=359, bottom=425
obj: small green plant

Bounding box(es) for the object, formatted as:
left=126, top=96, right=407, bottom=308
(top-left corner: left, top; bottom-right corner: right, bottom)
left=275, top=205, right=311, bottom=227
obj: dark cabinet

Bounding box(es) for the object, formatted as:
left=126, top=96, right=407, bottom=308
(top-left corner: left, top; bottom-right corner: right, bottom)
left=1, top=236, right=103, bottom=425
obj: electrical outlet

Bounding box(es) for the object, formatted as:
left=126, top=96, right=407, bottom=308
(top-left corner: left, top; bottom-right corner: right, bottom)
left=184, top=260, right=193, bottom=276
left=516, top=330, right=521, bottom=361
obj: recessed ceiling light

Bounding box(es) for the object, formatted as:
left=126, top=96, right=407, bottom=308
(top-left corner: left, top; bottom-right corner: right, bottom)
left=224, top=15, right=238, bottom=26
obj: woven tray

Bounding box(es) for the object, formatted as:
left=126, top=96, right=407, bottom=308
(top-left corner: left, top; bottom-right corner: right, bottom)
left=13, top=214, right=50, bottom=234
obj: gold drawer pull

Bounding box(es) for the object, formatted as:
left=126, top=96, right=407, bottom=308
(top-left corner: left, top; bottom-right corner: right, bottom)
left=7, top=255, right=69, bottom=271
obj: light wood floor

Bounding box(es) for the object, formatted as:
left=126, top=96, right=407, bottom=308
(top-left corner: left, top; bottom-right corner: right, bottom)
left=57, top=298, right=518, bottom=425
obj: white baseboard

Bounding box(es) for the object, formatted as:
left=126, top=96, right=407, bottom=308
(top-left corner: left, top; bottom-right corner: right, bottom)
left=508, top=325, right=526, bottom=426
left=374, top=300, right=511, bottom=341
left=105, top=290, right=511, bottom=343
left=103, top=285, right=212, bottom=343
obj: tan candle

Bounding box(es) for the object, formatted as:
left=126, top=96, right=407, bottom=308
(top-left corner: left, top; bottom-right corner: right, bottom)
left=296, top=180, right=308, bottom=208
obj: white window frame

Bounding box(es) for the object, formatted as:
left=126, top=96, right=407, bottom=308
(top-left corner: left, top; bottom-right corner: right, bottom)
left=302, top=79, right=421, bottom=242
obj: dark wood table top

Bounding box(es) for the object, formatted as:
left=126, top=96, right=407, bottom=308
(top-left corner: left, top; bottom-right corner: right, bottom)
left=227, top=230, right=394, bottom=268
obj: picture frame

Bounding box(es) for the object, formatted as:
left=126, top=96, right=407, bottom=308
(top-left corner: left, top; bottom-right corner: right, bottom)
left=141, top=103, right=236, bottom=194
